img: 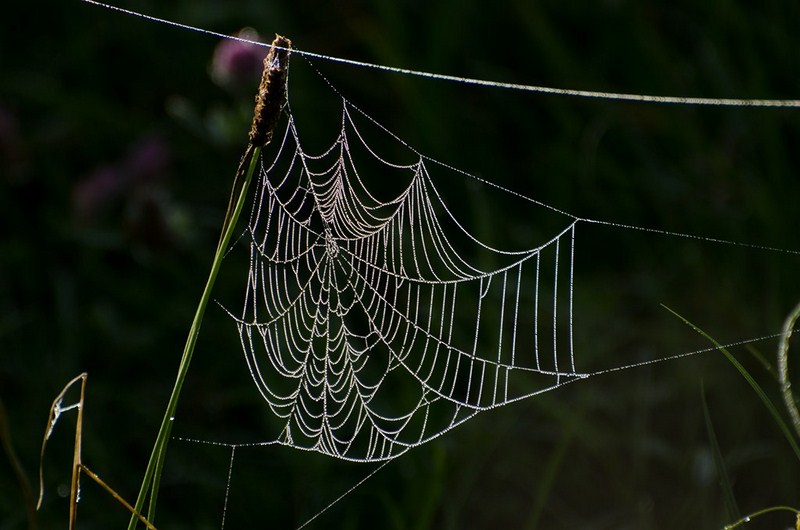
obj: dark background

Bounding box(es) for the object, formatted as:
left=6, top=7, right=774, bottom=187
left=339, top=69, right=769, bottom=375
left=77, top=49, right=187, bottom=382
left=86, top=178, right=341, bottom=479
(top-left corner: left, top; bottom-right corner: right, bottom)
left=2, top=1, right=800, bottom=529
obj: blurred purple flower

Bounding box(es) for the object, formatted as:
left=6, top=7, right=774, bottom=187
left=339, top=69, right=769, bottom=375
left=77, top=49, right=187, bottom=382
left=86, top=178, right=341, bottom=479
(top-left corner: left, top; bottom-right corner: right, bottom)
left=124, top=135, right=170, bottom=184
left=73, top=165, right=124, bottom=221
left=210, top=28, right=267, bottom=91
left=73, top=134, right=171, bottom=224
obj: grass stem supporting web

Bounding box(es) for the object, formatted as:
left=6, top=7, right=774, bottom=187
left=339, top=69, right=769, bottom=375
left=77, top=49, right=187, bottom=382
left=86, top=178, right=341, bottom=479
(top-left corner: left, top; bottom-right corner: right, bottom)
left=127, top=35, right=291, bottom=529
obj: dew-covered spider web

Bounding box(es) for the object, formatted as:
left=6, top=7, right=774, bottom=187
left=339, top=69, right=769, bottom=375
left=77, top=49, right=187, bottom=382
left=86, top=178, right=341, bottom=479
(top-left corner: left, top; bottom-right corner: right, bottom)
left=163, top=50, right=800, bottom=525
left=228, top=100, right=584, bottom=462
left=201, top=67, right=799, bottom=469
left=81, top=4, right=800, bottom=526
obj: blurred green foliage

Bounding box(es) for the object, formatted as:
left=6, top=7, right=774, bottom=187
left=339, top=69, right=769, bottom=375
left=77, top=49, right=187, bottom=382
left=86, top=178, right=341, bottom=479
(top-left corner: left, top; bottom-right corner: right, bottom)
left=2, top=0, right=799, bottom=529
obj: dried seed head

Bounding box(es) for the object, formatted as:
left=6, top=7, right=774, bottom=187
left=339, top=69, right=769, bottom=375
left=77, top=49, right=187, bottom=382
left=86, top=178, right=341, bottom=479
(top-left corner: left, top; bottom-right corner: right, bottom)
left=248, top=34, right=291, bottom=147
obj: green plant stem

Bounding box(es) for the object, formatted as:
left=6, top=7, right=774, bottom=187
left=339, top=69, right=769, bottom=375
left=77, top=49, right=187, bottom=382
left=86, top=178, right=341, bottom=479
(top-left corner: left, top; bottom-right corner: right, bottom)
left=128, top=147, right=261, bottom=530
left=723, top=505, right=800, bottom=529
left=699, top=381, right=739, bottom=521
left=664, top=304, right=800, bottom=462
left=778, top=301, right=800, bottom=440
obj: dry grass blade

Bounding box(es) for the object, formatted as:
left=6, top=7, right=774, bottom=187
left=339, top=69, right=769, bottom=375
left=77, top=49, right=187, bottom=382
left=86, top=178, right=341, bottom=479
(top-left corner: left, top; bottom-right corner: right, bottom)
left=37, top=373, right=86, bottom=516
left=38, top=373, right=157, bottom=529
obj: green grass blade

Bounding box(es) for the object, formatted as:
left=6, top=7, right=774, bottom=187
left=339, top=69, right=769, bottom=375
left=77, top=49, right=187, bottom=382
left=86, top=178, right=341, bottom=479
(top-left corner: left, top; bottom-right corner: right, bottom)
left=744, top=344, right=776, bottom=380
left=662, top=305, right=800, bottom=463
left=699, top=380, right=739, bottom=521
left=127, top=148, right=261, bottom=530
left=723, top=505, right=800, bottom=529
left=777, top=301, right=800, bottom=441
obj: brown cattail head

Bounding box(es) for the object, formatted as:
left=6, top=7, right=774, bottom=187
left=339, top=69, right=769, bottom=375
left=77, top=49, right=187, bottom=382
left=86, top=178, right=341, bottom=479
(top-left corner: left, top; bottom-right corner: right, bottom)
left=248, top=34, right=292, bottom=147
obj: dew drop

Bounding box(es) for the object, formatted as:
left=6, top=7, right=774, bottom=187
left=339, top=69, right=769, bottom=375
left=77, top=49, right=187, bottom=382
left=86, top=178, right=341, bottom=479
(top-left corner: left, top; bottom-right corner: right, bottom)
left=57, top=483, right=70, bottom=498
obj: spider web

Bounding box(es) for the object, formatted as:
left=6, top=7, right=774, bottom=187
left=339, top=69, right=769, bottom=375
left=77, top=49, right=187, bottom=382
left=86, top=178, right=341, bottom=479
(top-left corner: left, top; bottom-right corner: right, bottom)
left=160, top=60, right=800, bottom=529
left=59, top=5, right=800, bottom=529
left=206, top=68, right=800, bottom=472
left=226, top=98, right=584, bottom=462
